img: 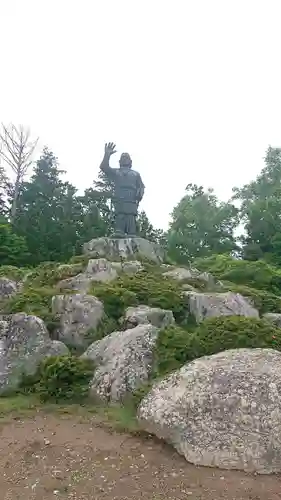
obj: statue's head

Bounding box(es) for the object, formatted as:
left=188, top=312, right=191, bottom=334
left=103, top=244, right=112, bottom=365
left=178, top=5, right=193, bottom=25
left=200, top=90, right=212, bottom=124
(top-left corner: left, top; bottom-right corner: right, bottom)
left=119, top=152, right=132, bottom=169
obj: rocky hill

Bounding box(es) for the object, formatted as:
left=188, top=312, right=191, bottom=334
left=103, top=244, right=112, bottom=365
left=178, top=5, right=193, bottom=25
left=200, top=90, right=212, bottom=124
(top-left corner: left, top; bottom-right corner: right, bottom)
left=1, top=236, right=281, bottom=474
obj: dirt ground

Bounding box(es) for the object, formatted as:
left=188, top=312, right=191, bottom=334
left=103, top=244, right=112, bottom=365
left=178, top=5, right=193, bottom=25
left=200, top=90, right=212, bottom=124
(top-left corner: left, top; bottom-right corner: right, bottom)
left=0, top=413, right=281, bottom=500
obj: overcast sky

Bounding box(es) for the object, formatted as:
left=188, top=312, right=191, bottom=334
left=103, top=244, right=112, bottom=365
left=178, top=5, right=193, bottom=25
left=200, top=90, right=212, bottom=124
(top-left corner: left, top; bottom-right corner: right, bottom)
left=1, top=0, right=281, bottom=229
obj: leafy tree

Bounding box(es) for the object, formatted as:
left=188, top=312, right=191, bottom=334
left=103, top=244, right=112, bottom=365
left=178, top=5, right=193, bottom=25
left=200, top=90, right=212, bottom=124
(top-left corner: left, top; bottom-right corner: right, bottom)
left=167, top=183, right=239, bottom=263
left=233, top=147, right=281, bottom=264
left=0, top=220, right=29, bottom=266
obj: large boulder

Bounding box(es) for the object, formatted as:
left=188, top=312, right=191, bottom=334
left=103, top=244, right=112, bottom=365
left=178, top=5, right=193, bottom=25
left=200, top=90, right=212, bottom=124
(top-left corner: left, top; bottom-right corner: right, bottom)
left=123, top=305, right=175, bottom=329
left=83, top=237, right=164, bottom=264
left=56, top=273, right=91, bottom=293
left=57, top=258, right=118, bottom=293
left=82, top=324, right=159, bottom=402
left=0, top=277, right=18, bottom=300
left=138, top=348, right=281, bottom=474
left=111, top=260, right=144, bottom=275
left=185, top=291, right=259, bottom=323
left=52, top=294, right=104, bottom=348
left=263, top=313, right=281, bottom=327
left=85, top=258, right=118, bottom=282
left=0, top=313, right=68, bottom=394
left=163, top=267, right=221, bottom=290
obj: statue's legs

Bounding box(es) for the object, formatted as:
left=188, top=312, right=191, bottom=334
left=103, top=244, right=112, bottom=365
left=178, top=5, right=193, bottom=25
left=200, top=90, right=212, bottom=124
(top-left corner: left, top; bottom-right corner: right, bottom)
left=114, top=212, right=137, bottom=237
left=125, top=214, right=137, bottom=237
left=114, top=212, right=126, bottom=237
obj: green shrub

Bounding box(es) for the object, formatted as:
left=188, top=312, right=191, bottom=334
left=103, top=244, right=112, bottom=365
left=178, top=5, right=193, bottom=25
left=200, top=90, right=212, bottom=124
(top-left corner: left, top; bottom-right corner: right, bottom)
left=186, top=316, right=281, bottom=360
left=226, top=283, right=281, bottom=314
left=91, top=284, right=138, bottom=320
left=154, top=316, right=281, bottom=378
left=2, top=286, right=58, bottom=332
left=91, top=270, right=186, bottom=322
left=25, top=261, right=84, bottom=287
left=85, top=315, right=119, bottom=343
left=32, top=355, right=95, bottom=402
left=0, top=265, right=28, bottom=281
left=69, top=254, right=91, bottom=266
left=195, top=254, right=281, bottom=294
left=154, top=325, right=193, bottom=377
left=129, top=380, right=154, bottom=409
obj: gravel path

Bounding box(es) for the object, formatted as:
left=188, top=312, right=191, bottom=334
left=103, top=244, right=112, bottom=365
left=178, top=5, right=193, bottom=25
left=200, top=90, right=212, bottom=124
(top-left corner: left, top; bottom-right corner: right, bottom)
left=0, top=413, right=280, bottom=499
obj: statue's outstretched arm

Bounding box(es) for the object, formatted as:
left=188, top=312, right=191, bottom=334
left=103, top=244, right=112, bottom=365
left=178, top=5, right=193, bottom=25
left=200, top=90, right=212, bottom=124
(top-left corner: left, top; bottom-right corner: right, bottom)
left=100, top=142, right=117, bottom=179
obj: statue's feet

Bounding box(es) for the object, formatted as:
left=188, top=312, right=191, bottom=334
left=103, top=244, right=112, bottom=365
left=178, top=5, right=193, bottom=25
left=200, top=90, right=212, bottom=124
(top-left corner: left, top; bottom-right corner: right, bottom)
left=112, top=231, right=126, bottom=239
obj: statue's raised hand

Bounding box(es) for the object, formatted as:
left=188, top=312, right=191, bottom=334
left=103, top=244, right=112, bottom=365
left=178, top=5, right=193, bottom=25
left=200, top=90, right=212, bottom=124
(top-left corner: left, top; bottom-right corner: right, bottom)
left=104, top=142, right=117, bottom=157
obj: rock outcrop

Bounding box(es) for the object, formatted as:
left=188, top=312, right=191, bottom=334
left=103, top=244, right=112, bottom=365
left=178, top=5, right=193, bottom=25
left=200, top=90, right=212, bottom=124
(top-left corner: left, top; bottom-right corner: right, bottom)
left=123, top=305, right=175, bottom=329
left=138, top=348, right=281, bottom=474
left=185, top=291, right=259, bottom=323
left=57, top=258, right=144, bottom=294
left=111, top=260, right=144, bottom=275
left=52, top=294, right=104, bottom=348
left=0, top=313, right=68, bottom=394
left=263, top=312, right=281, bottom=327
left=82, top=324, right=159, bottom=402
left=0, top=277, right=18, bottom=300
left=57, top=258, right=119, bottom=293
left=163, top=266, right=220, bottom=290
left=83, top=237, right=164, bottom=264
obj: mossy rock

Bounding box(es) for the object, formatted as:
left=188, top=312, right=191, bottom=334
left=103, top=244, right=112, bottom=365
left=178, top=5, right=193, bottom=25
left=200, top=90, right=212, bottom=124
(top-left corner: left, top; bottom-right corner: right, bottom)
left=1, top=286, right=58, bottom=333
left=69, top=254, right=91, bottom=267
left=25, top=261, right=84, bottom=288
left=225, top=283, right=281, bottom=314
left=0, top=265, right=29, bottom=282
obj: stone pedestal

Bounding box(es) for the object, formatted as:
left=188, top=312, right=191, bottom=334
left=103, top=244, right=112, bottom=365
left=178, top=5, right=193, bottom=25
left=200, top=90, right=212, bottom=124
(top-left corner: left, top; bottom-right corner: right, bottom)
left=83, top=237, right=164, bottom=264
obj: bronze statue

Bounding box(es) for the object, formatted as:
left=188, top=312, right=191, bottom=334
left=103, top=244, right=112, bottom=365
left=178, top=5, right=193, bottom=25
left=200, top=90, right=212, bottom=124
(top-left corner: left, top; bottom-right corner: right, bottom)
left=100, top=142, right=145, bottom=237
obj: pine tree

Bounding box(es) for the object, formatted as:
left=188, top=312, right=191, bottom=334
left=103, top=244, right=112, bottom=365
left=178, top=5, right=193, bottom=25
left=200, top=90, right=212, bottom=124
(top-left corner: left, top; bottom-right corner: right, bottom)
left=14, top=148, right=81, bottom=264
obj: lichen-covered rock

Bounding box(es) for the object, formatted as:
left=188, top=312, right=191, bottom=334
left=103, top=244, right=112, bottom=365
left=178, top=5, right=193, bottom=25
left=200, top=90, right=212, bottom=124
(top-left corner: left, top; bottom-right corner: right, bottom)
left=123, top=305, right=175, bottom=329
left=0, top=313, right=69, bottom=394
left=163, top=266, right=219, bottom=290
left=263, top=313, right=281, bottom=327
left=83, top=237, right=164, bottom=264
left=0, top=277, right=18, bottom=299
left=57, top=258, right=118, bottom=293
left=85, top=258, right=118, bottom=282
left=185, top=291, right=259, bottom=323
left=111, top=260, right=144, bottom=275
left=181, top=283, right=197, bottom=292
left=82, top=324, right=159, bottom=402
left=138, top=348, right=281, bottom=474
left=57, top=273, right=91, bottom=293
left=52, top=294, right=104, bottom=348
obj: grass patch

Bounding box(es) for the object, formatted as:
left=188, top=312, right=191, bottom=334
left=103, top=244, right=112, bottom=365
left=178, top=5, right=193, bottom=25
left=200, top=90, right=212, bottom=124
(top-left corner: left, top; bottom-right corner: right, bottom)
left=0, top=394, right=141, bottom=434
left=0, top=394, right=40, bottom=417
